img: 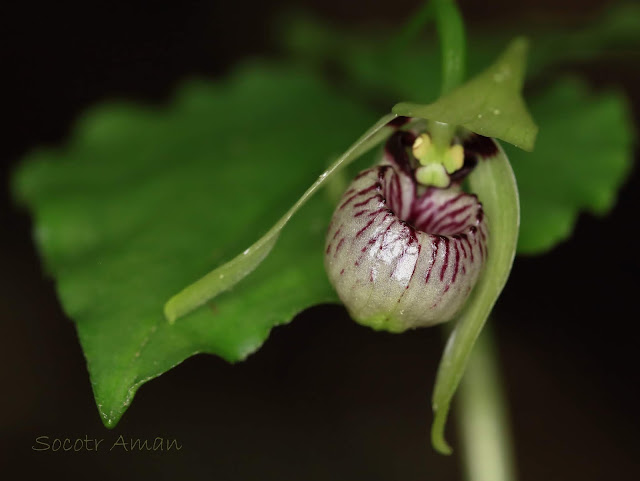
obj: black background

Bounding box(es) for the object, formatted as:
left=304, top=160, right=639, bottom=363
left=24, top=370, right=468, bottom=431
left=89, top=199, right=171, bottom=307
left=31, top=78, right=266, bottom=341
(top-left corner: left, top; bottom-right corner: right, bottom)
left=1, top=1, right=639, bottom=480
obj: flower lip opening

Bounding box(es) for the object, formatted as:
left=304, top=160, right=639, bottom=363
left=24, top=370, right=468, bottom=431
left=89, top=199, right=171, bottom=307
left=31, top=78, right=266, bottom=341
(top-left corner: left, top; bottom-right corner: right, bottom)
left=383, top=129, right=483, bottom=191
left=381, top=131, right=484, bottom=238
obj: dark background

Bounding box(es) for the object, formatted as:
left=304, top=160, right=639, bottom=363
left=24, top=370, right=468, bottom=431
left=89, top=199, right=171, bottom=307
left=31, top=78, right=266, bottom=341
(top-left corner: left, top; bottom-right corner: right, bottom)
left=1, top=0, right=638, bottom=479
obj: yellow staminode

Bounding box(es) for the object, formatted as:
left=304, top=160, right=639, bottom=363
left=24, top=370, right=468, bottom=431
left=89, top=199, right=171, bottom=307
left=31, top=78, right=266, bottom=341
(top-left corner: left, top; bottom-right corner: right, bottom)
left=412, top=134, right=465, bottom=187
left=444, top=144, right=464, bottom=173
left=412, top=133, right=432, bottom=162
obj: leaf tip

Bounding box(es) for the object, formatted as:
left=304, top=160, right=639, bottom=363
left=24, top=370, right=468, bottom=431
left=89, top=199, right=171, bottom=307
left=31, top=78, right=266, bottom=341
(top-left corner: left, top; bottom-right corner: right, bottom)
left=98, top=408, right=122, bottom=429
left=102, top=418, right=118, bottom=429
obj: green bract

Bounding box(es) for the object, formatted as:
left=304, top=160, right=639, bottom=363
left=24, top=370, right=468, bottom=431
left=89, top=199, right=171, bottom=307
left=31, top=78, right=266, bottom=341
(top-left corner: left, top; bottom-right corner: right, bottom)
left=393, top=38, right=537, bottom=151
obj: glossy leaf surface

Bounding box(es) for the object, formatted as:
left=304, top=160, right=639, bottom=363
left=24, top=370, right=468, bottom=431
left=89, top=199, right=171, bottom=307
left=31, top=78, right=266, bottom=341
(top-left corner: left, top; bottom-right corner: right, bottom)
left=508, top=77, right=633, bottom=253
left=13, top=64, right=378, bottom=427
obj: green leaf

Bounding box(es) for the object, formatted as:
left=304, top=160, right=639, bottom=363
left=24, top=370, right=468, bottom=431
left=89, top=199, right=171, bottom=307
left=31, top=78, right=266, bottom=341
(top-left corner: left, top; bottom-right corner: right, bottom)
left=517, top=2, right=640, bottom=78
left=508, top=77, right=634, bottom=254
left=277, top=13, right=443, bottom=104
left=13, top=63, right=381, bottom=427
left=431, top=142, right=520, bottom=454
left=393, top=38, right=538, bottom=151
left=278, top=3, right=640, bottom=102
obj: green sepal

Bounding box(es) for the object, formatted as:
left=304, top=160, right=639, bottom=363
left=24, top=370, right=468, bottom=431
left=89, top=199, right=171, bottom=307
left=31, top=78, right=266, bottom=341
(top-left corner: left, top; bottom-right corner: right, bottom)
left=164, top=113, right=397, bottom=322
left=393, top=38, right=538, bottom=151
left=430, top=142, right=520, bottom=454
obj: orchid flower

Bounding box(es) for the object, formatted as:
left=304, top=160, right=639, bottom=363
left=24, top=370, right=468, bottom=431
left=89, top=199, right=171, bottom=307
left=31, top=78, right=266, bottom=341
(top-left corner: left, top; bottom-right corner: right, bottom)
left=325, top=124, right=490, bottom=332
left=164, top=17, right=535, bottom=452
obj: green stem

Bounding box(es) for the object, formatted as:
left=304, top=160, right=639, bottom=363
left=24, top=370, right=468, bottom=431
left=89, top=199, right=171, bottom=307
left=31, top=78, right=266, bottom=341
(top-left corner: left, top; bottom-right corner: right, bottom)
left=431, top=0, right=466, bottom=149
left=433, top=0, right=466, bottom=96
left=393, top=0, right=466, bottom=96
left=456, top=325, right=517, bottom=481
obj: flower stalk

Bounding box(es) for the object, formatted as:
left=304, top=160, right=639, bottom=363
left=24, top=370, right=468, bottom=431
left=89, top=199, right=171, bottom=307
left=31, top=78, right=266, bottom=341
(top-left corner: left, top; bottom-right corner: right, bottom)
left=433, top=0, right=466, bottom=96
left=457, top=325, right=517, bottom=481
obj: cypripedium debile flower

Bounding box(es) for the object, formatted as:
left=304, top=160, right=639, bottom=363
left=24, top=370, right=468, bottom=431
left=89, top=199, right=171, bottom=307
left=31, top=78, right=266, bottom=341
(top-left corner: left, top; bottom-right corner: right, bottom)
left=325, top=125, right=494, bottom=333
left=164, top=37, right=535, bottom=455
